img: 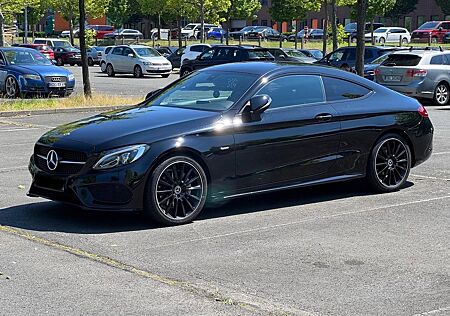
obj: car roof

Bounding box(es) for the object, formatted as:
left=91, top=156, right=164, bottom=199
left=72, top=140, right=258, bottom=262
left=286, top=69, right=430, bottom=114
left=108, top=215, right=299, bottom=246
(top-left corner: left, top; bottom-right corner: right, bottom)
left=392, top=49, right=446, bottom=56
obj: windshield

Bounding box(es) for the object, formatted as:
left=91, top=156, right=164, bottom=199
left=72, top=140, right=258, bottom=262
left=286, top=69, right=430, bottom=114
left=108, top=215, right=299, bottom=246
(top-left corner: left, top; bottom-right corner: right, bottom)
left=374, top=28, right=388, bottom=33
left=183, top=24, right=196, bottom=30
left=53, top=41, right=71, bottom=48
left=134, top=47, right=159, bottom=57
left=145, top=71, right=258, bottom=112
left=419, top=22, right=439, bottom=30
left=345, top=23, right=357, bottom=32
left=4, top=49, right=52, bottom=65
left=284, top=50, right=307, bottom=58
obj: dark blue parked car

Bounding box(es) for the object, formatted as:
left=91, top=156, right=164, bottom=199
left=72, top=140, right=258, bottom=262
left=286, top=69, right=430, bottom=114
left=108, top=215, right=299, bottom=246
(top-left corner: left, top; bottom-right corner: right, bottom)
left=0, top=47, right=75, bottom=98
left=207, top=27, right=227, bottom=40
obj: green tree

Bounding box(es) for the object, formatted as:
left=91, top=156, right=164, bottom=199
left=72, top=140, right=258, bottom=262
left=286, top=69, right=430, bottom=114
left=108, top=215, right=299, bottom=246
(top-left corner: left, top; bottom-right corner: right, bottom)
left=0, top=0, right=35, bottom=45
left=107, top=0, right=133, bottom=28
left=223, top=0, right=261, bottom=44
left=435, top=0, right=450, bottom=15
left=138, top=0, right=168, bottom=38
left=49, top=0, right=110, bottom=45
left=386, top=0, right=418, bottom=20
left=195, top=0, right=230, bottom=42
left=165, top=0, right=196, bottom=47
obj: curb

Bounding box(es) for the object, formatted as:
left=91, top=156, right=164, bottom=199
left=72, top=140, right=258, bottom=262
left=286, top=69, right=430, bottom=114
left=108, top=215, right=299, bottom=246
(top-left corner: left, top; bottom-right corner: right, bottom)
left=0, top=105, right=129, bottom=117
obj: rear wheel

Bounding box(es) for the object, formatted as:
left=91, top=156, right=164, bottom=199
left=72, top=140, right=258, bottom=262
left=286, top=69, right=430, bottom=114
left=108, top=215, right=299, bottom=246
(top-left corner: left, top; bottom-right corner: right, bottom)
left=144, top=156, right=208, bottom=225
left=378, top=37, right=386, bottom=44
left=133, top=65, right=143, bottom=78
left=434, top=83, right=449, bottom=106
left=367, top=134, right=411, bottom=193
left=88, top=57, right=94, bottom=66
left=106, top=64, right=115, bottom=77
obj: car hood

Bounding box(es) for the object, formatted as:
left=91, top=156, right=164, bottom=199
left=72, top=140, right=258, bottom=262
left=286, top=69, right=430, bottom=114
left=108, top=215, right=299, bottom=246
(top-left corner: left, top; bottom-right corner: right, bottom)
left=8, top=64, right=71, bottom=76
left=139, top=56, right=169, bottom=63
left=38, top=105, right=220, bottom=152
left=412, top=29, right=434, bottom=33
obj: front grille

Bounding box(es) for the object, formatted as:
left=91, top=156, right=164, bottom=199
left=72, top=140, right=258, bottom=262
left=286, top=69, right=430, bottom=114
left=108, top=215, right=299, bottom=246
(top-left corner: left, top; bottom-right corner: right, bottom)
left=44, top=76, right=67, bottom=84
left=34, top=144, right=86, bottom=175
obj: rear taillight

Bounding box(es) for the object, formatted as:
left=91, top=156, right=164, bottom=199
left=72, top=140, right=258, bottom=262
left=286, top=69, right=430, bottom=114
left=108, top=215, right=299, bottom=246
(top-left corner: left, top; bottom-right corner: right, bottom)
left=406, top=69, right=427, bottom=77
left=418, top=104, right=429, bottom=118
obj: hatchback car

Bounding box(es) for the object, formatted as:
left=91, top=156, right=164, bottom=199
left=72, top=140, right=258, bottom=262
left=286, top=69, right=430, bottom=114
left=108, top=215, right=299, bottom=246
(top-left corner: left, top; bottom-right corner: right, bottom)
left=18, top=44, right=55, bottom=60
left=28, top=62, right=433, bottom=226
left=207, top=27, right=227, bottom=40
left=344, top=22, right=384, bottom=42
left=228, top=26, right=257, bottom=40
left=375, top=49, right=450, bottom=105
left=288, top=29, right=324, bottom=41
left=0, top=47, right=75, bottom=98
left=104, top=29, right=143, bottom=39
left=247, top=27, right=287, bottom=41
left=105, top=45, right=172, bottom=78
left=87, top=46, right=105, bottom=66
left=365, top=27, right=411, bottom=44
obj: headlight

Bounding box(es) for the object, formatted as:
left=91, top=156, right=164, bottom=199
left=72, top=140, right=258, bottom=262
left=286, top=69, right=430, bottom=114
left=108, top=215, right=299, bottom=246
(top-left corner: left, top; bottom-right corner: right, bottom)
left=23, top=74, right=41, bottom=80
left=68, top=74, right=75, bottom=81
left=93, top=144, right=149, bottom=170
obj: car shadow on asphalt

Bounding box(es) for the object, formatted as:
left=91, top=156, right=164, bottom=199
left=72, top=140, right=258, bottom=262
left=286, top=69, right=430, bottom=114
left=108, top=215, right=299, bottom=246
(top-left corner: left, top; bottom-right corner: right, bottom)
left=0, top=180, right=413, bottom=234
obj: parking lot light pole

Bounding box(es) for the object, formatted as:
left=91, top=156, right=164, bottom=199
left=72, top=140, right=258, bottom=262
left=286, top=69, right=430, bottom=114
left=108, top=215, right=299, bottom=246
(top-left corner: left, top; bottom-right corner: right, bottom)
left=79, top=0, right=92, bottom=98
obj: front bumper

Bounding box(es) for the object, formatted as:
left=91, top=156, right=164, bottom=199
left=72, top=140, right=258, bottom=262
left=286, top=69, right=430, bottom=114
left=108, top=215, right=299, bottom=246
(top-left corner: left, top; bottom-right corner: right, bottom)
left=144, top=65, right=172, bottom=74
left=28, top=154, right=149, bottom=211
left=20, top=78, right=75, bottom=96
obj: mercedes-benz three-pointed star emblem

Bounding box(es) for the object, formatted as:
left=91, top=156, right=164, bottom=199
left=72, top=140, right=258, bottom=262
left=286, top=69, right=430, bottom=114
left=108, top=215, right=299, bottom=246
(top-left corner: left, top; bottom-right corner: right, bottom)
left=46, top=150, right=59, bottom=171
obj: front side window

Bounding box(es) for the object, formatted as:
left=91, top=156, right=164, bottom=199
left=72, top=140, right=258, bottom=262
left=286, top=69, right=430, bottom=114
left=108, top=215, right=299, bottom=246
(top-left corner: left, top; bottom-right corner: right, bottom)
left=145, top=71, right=258, bottom=112
left=329, top=49, right=345, bottom=62
left=323, top=77, right=371, bottom=101
left=200, top=48, right=215, bottom=60
left=4, top=49, right=51, bottom=65
left=256, top=75, right=325, bottom=109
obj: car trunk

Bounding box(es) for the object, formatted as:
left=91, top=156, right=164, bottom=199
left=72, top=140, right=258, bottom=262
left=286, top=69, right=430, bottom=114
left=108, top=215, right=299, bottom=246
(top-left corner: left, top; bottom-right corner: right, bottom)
left=376, top=54, right=423, bottom=86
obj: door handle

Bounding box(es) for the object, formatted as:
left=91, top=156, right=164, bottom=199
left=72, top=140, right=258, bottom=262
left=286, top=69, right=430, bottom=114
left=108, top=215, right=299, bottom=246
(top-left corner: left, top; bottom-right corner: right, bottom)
left=315, top=113, right=333, bottom=121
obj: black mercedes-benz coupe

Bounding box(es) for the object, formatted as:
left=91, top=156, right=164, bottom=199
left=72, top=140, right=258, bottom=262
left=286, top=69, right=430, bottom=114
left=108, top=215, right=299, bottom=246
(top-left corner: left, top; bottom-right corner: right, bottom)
left=28, top=62, right=433, bottom=225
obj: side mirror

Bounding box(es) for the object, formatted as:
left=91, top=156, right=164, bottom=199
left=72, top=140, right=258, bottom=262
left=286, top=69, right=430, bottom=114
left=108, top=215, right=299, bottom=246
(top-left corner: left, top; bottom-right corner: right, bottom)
left=128, top=53, right=134, bottom=58
left=51, top=59, right=57, bottom=65
left=250, top=95, right=271, bottom=113
left=145, top=88, right=162, bottom=100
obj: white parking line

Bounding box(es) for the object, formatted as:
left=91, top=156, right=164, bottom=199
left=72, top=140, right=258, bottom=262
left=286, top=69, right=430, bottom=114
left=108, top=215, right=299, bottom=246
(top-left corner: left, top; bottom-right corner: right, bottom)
left=0, top=142, right=34, bottom=148
left=152, top=194, right=450, bottom=249
left=411, top=174, right=450, bottom=181
left=412, top=306, right=450, bottom=315
left=0, top=165, right=29, bottom=173
left=432, top=151, right=450, bottom=156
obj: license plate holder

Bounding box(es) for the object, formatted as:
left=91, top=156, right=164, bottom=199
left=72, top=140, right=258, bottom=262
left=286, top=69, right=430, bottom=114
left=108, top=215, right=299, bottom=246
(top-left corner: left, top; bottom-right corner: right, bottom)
left=384, top=75, right=402, bottom=82
left=48, top=82, right=66, bottom=88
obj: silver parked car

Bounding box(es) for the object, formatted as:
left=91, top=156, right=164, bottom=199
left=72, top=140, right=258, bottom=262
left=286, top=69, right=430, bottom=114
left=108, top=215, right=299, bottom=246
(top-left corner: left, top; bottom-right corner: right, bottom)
left=376, top=49, right=450, bottom=105
left=105, top=45, right=172, bottom=78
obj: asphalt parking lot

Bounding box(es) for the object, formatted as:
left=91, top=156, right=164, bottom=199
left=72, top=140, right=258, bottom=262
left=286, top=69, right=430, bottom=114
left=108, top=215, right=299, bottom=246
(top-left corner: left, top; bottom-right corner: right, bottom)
left=1, top=105, right=450, bottom=315
left=66, top=65, right=178, bottom=97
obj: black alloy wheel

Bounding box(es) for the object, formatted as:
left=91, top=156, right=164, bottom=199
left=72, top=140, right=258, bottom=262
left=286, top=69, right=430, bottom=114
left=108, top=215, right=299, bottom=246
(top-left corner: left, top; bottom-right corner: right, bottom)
left=368, top=134, right=411, bottom=192
left=145, top=156, right=207, bottom=225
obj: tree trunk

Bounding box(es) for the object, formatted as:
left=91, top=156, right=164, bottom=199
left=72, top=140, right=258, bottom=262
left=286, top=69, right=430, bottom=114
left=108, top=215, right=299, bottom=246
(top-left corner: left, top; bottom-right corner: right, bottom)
left=200, top=1, right=205, bottom=43
left=157, top=13, right=161, bottom=40
left=24, top=6, right=28, bottom=44
left=331, top=0, right=338, bottom=50
left=69, top=11, right=74, bottom=46
left=370, top=19, right=374, bottom=45
left=0, top=10, right=4, bottom=47
left=79, top=0, right=92, bottom=98
left=226, top=15, right=230, bottom=45
left=356, top=0, right=368, bottom=76
left=294, top=19, right=299, bottom=49
left=322, top=0, right=328, bottom=57
left=177, top=17, right=182, bottom=48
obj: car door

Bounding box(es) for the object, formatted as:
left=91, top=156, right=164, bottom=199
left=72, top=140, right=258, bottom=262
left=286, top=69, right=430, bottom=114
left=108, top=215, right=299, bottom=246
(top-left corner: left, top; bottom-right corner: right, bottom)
left=109, top=47, right=124, bottom=72
left=234, top=74, right=341, bottom=191
left=191, top=47, right=216, bottom=71
left=0, top=52, right=8, bottom=92
left=121, top=47, right=135, bottom=73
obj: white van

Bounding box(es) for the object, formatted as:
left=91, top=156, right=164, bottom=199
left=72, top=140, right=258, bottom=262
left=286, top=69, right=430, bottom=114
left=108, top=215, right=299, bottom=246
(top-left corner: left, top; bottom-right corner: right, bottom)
left=181, top=23, right=219, bottom=39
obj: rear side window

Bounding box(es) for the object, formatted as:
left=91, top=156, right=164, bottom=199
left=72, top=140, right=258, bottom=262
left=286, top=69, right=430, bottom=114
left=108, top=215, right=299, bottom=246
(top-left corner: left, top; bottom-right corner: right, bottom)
left=381, top=54, right=421, bottom=66
left=430, top=55, right=445, bottom=65
left=105, top=47, right=112, bottom=54
left=190, top=45, right=206, bottom=52
left=248, top=50, right=272, bottom=59
left=323, top=77, right=371, bottom=101
left=257, top=75, right=325, bottom=109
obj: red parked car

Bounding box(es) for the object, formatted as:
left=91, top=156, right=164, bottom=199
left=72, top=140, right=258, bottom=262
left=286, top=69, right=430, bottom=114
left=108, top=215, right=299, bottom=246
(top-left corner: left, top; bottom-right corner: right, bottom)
left=411, top=21, right=450, bottom=43
left=87, top=25, right=115, bottom=39
left=18, top=44, right=55, bottom=60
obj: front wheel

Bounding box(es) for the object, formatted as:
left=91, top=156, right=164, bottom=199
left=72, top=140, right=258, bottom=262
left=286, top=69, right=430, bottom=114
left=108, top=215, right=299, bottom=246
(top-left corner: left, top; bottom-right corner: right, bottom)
left=378, top=37, right=386, bottom=44
left=133, top=65, right=143, bottom=78
left=100, top=61, right=107, bottom=72
left=144, top=156, right=208, bottom=225
left=88, top=58, right=94, bottom=66
left=367, top=134, right=411, bottom=193
left=4, top=76, right=20, bottom=98
left=180, top=68, right=191, bottom=77
left=401, top=37, right=408, bottom=45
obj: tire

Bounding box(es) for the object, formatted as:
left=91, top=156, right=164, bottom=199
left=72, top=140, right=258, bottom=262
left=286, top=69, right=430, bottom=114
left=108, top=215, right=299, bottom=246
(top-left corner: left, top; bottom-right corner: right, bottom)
left=378, top=37, right=385, bottom=44
left=56, top=57, right=63, bottom=66
left=161, top=74, right=170, bottom=78
left=144, top=156, right=208, bottom=225
left=401, top=37, right=408, bottom=45
left=88, top=58, right=94, bottom=66
left=434, top=83, right=449, bottom=106
left=367, top=134, right=411, bottom=193
left=4, top=76, right=20, bottom=98
left=180, top=68, right=191, bottom=77
left=100, top=61, right=107, bottom=73
left=133, top=65, right=143, bottom=78
left=106, top=64, right=115, bottom=77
